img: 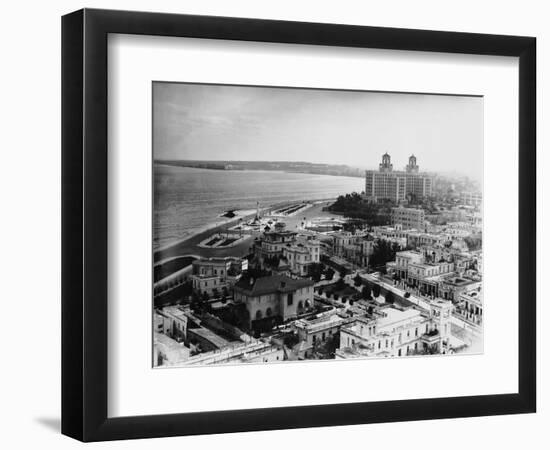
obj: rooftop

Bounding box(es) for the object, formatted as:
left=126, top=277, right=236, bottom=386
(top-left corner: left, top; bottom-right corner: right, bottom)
left=294, top=312, right=347, bottom=332
left=154, top=332, right=189, bottom=352
left=185, top=340, right=280, bottom=365
left=159, top=306, right=187, bottom=320
left=442, top=276, right=479, bottom=287
left=377, top=308, right=422, bottom=330
left=234, top=274, right=314, bottom=296
left=459, top=289, right=483, bottom=304
left=193, top=256, right=242, bottom=265
left=188, top=327, right=230, bottom=348
left=397, top=250, right=423, bottom=259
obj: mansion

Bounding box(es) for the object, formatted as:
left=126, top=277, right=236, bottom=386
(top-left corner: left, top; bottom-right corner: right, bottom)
left=254, top=222, right=320, bottom=276
left=233, top=274, right=315, bottom=327
left=336, top=299, right=453, bottom=359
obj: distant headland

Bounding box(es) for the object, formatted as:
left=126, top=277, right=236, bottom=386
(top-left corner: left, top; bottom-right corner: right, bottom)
left=155, top=159, right=365, bottom=178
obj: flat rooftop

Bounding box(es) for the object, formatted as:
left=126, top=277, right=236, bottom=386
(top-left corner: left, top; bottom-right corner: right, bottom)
left=160, top=306, right=187, bottom=319
left=154, top=332, right=188, bottom=352
left=188, top=327, right=231, bottom=348
left=377, top=308, right=422, bottom=330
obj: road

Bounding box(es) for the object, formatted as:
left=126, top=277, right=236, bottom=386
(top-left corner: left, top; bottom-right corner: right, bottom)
left=153, top=200, right=338, bottom=263
left=359, top=272, right=431, bottom=310
left=154, top=221, right=257, bottom=263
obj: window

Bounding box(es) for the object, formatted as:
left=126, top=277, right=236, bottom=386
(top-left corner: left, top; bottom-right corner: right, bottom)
left=415, top=328, right=418, bottom=337
left=287, top=294, right=293, bottom=306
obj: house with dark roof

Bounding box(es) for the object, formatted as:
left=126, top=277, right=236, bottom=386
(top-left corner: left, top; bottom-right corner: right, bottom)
left=233, top=275, right=314, bottom=327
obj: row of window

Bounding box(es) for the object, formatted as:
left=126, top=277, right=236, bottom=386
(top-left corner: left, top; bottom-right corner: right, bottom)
left=347, top=335, right=421, bottom=356
left=254, top=299, right=313, bottom=320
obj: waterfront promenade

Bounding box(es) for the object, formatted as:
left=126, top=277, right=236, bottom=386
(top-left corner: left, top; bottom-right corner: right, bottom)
left=154, top=213, right=258, bottom=263
left=154, top=200, right=338, bottom=263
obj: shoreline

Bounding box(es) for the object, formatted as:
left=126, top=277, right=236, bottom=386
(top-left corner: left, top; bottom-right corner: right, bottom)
left=154, top=209, right=257, bottom=254
left=153, top=198, right=338, bottom=262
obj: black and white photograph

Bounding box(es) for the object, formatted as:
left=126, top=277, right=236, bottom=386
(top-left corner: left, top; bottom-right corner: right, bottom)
left=0, top=0, right=542, bottom=446
left=152, top=82, right=484, bottom=367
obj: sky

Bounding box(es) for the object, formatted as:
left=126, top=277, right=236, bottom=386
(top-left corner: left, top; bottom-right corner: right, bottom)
left=153, top=82, right=483, bottom=180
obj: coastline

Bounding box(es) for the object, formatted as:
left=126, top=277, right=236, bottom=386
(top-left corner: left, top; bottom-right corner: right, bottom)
left=153, top=198, right=338, bottom=263
left=154, top=209, right=257, bottom=253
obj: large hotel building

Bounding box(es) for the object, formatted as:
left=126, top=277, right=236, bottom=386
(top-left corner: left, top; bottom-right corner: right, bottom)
left=365, top=153, right=434, bottom=202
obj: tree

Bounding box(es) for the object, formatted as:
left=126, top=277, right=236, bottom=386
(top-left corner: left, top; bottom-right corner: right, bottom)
left=190, top=291, right=201, bottom=310
left=343, top=219, right=367, bottom=233
left=181, top=280, right=193, bottom=297
left=353, top=274, right=362, bottom=287
left=362, top=284, right=372, bottom=300
left=307, top=263, right=324, bottom=282
left=283, top=333, right=299, bottom=348
left=385, top=291, right=395, bottom=304
left=370, top=240, right=401, bottom=268
left=325, top=268, right=335, bottom=281
left=264, top=255, right=281, bottom=268
left=327, top=192, right=392, bottom=225
left=340, top=267, right=349, bottom=278
left=372, top=283, right=381, bottom=298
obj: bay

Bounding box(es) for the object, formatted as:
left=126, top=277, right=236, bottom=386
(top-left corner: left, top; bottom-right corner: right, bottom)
left=154, top=164, right=364, bottom=250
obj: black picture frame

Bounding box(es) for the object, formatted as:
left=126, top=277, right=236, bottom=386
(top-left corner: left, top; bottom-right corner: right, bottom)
left=62, top=8, right=536, bottom=442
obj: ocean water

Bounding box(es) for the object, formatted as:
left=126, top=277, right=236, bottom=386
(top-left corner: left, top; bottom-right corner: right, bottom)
left=154, top=164, right=364, bottom=249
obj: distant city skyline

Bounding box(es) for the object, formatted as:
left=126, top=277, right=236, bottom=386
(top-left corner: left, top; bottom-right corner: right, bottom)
left=153, top=82, right=483, bottom=181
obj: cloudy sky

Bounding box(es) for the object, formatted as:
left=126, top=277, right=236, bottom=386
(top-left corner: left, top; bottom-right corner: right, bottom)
left=153, top=82, right=483, bottom=180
